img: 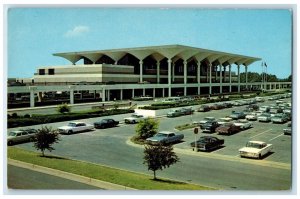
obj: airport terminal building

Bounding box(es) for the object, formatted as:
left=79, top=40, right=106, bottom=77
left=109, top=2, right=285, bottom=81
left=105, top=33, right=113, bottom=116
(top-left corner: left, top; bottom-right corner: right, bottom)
left=9, top=44, right=291, bottom=107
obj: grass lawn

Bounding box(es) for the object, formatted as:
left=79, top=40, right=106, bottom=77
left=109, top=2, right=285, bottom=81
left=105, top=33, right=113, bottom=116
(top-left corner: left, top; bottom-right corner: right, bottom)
left=175, top=123, right=199, bottom=131
left=8, top=147, right=214, bottom=190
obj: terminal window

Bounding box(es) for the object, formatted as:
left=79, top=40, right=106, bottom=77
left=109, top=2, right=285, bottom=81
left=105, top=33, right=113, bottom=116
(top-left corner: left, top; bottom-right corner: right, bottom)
left=48, top=69, right=55, bottom=75
left=39, top=69, right=45, bottom=75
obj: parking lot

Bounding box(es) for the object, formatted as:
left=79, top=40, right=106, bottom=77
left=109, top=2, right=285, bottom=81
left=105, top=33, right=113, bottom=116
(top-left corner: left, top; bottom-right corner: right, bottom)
left=8, top=94, right=292, bottom=190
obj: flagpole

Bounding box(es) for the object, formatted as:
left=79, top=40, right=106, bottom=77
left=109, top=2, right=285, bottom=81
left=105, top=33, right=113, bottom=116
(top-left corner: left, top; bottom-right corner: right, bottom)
left=261, top=61, right=264, bottom=91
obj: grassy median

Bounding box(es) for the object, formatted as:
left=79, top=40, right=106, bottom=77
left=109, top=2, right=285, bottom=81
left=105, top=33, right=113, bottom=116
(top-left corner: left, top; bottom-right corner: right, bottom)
left=8, top=147, right=214, bottom=190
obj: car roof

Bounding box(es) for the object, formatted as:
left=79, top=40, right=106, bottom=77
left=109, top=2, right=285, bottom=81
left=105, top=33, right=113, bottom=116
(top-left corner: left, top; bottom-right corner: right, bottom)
left=69, top=122, right=85, bottom=124
left=158, top=131, right=175, bottom=135
left=248, top=141, right=266, bottom=145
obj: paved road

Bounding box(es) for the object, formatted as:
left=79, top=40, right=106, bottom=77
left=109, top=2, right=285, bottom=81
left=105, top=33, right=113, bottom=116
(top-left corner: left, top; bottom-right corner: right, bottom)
left=7, top=96, right=292, bottom=190
left=7, top=165, right=101, bottom=190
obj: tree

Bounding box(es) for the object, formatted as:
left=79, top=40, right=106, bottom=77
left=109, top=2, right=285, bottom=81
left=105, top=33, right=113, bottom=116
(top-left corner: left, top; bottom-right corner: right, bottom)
left=57, top=103, right=71, bottom=114
left=33, top=126, right=60, bottom=157
left=143, top=144, right=179, bottom=180
left=135, top=118, right=159, bottom=140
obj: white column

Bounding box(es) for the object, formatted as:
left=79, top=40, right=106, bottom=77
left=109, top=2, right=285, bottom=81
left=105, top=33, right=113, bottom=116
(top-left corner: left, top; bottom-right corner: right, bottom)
left=153, top=88, right=155, bottom=98
left=209, top=63, right=212, bottom=95
left=102, top=88, right=105, bottom=102
left=237, top=64, right=241, bottom=93
left=70, top=89, right=74, bottom=104
left=156, top=61, right=160, bottom=83
left=30, top=90, right=35, bottom=107
left=245, top=65, right=248, bottom=90
left=120, top=89, right=123, bottom=100
left=168, top=59, right=172, bottom=97
left=132, top=89, right=135, bottom=98
left=162, top=88, right=165, bottom=98
left=143, top=88, right=145, bottom=96
left=219, top=65, right=223, bottom=94
left=139, top=60, right=143, bottom=83
left=197, top=61, right=200, bottom=84
left=198, top=86, right=200, bottom=95
left=184, top=60, right=187, bottom=96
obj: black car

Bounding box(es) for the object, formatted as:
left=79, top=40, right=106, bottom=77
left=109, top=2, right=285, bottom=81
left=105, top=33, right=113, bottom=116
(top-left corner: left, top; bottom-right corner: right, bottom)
left=201, top=121, right=219, bottom=133
left=94, top=119, right=119, bottom=129
left=190, top=136, right=224, bottom=151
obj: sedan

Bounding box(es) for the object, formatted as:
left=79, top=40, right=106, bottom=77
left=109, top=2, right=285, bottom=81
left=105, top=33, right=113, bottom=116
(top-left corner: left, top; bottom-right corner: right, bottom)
left=190, top=136, right=224, bottom=151
left=233, top=119, right=253, bottom=130
left=197, top=105, right=210, bottom=112
left=58, top=122, right=94, bottom=134
left=216, top=123, right=241, bottom=135
left=245, top=113, right=257, bottom=121
left=7, top=129, right=37, bottom=146
left=257, top=113, right=271, bottom=122
left=94, top=119, right=119, bottom=129
left=230, top=111, right=246, bottom=120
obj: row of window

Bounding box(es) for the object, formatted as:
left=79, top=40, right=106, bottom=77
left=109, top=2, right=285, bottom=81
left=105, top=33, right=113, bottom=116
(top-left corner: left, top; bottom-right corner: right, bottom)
left=39, top=69, right=55, bottom=75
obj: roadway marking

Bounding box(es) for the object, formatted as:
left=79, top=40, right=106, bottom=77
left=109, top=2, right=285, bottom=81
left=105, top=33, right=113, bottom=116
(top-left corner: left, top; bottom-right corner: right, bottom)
left=269, top=133, right=284, bottom=141
left=250, top=129, right=272, bottom=139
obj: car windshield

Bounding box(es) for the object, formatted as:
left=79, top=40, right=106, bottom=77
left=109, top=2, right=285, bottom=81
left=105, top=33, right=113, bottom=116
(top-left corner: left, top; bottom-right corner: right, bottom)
left=261, top=113, right=270, bottom=117
left=246, top=142, right=263, bottom=149
left=155, top=133, right=168, bottom=137
left=68, top=123, right=77, bottom=127
left=204, top=117, right=214, bottom=121
left=9, top=132, right=17, bottom=136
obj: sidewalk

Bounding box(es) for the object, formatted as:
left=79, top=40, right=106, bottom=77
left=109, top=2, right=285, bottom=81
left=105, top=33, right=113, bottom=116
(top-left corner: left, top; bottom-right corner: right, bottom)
left=8, top=159, right=136, bottom=190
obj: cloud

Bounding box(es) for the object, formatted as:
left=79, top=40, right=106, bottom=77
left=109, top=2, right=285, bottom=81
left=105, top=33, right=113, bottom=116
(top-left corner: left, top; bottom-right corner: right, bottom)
left=64, top=25, right=90, bottom=37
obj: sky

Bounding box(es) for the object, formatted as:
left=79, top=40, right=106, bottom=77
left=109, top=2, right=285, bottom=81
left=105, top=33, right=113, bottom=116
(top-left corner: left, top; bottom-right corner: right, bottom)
left=7, top=7, right=292, bottom=79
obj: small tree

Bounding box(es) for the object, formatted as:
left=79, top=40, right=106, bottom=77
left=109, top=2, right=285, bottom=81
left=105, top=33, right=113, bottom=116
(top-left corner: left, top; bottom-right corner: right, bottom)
left=113, top=103, right=119, bottom=110
left=135, top=118, right=159, bottom=140
left=143, top=144, right=179, bottom=180
left=57, top=103, right=71, bottom=114
left=33, top=126, right=60, bottom=157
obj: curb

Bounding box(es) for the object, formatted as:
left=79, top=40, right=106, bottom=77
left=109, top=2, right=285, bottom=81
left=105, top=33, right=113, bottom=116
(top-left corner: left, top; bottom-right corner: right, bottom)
left=8, top=159, right=137, bottom=190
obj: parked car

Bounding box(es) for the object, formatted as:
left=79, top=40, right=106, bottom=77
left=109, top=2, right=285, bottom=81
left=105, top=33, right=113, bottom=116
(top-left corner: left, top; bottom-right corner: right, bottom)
left=283, top=122, right=292, bottom=135
left=190, top=136, right=224, bottom=151
left=232, top=101, right=243, bottom=106
left=197, top=105, right=210, bottom=112
left=124, top=113, right=145, bottom=124
left=239, top=141, right=273, bottom=159
left=233, top=119, right=253, bottom=130
left=181, top=107, right=194, bottom=115
left=167, top=109, right=184, bottom=117
left=271, top=113, right=288, bottom=124
left=259, top=106, right=270, bottom=112
left=216, top=123, right=240, bottom=135
left=7, top=129, right=37, bottom=146
left=230, top=111, right=246, bottom=120
left=194, top=117, right=216, bottom=125
left=201, top=121, right=219, bottom=133
left=58, top=122, right=94, bottom=134
left=283, top=108, right=291, bottom=114
left=210, top=104, right=223, bottom=110
left=247, top=104, right=259, bottom=111
left=255, top=97, right=265, bottom=102
left=217, top=117, right=233, bottom=125
left=146, top=131, right=184, bottom=145
left=257, top=113, right=271, bottom=122
left=94, top=119, right=119, bottom=129
left=245, top=113, right=258, bottom=121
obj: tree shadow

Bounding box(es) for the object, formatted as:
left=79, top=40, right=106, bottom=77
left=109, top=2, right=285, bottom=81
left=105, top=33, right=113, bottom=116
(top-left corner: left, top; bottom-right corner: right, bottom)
left=38, top=154, right=68, bottom=160
left=150, top=178, right=186, bottom=185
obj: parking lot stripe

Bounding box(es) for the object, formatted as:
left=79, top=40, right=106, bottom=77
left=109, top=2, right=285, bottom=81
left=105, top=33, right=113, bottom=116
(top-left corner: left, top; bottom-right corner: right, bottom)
left=269, top=133, right=284, bottom=141
left=250, top=129, right=272, bottom=139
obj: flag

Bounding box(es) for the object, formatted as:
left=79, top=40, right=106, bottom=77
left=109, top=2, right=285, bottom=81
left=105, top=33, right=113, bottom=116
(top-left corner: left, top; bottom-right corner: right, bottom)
left=264, top=62, right=267, bottom=67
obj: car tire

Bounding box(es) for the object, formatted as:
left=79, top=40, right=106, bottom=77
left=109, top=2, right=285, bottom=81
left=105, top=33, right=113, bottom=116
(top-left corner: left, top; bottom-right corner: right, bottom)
left=258, top=154, right=262, bottom=159
left=8, top=141, right=13, bottom=146
left=68, top=130, right=73, bottom=135
left=29, top=137, right=35, bottom=142
left=132, top=120, right=136, bottom=124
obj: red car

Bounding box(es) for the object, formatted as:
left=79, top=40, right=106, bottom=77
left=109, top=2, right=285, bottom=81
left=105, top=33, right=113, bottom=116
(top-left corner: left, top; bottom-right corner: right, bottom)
left=216, top=123, right=241, bottom=135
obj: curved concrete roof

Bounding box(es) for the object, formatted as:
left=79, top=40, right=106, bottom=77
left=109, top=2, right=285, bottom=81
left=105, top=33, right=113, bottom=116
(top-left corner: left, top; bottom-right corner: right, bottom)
left=53, top=44, right=261, bottom=66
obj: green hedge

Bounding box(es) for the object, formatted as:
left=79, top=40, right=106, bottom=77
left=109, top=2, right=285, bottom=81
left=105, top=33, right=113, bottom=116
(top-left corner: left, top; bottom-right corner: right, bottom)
left=8, top=109, right=134, bottom=128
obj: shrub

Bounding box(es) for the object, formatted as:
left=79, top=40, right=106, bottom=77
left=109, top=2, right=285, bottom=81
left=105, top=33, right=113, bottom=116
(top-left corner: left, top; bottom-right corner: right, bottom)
left=135, top=118, right=159, bottom=140
left=11, top=113, right=18, bottom=118
left=24, top=114, right=31, bottom=118
left=57, top=103, right=71, bottom=114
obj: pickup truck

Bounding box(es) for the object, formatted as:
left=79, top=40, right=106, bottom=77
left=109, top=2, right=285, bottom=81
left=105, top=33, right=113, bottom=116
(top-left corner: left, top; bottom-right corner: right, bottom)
left=239, top=141, right=273, bottom=159
left=146, top=131, right=184, bottom=145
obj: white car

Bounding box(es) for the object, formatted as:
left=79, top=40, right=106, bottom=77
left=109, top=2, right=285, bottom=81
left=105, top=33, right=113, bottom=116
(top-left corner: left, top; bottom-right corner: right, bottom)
left=255, top=110, right=264, bottom=117
left=233, top=119, right=253, bottom=130
left=257, top=113, right=271, bottom=122
left=245, top=113, right=257, bottom=121
left=58, top=122, right=94, bottom=134
left=239, top=141, right=273, bottom=159
left=194, top=116, right=216, bottom=125
left=217, top=117, right=233, bottom=125
left=124, top=113, right=145, bottom=124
